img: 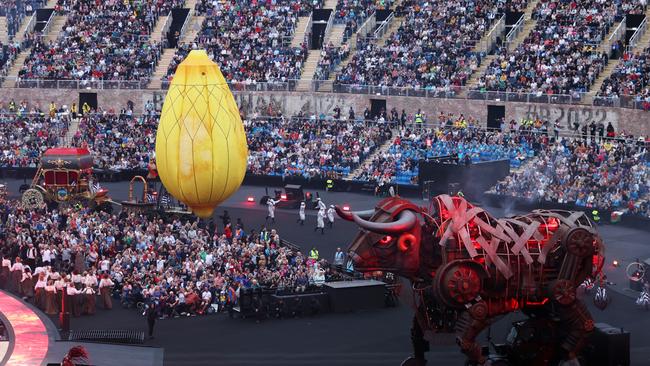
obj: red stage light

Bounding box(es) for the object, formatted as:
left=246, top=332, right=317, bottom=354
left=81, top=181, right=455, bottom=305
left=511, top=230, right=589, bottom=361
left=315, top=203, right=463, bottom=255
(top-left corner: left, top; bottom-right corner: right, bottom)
left=342, top=205, right=350, bottom=211
left=246, top=196, right=255, bottom=202
left=280, top=194, right=287, bottom=200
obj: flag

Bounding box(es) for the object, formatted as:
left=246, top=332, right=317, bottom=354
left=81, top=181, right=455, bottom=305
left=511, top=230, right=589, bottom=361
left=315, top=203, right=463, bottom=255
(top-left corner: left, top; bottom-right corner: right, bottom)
left=91, top=182, right=101, bottom=194
left=160, top=194, right=170, bottom=206
left=146, top=194, right=156, bottom=203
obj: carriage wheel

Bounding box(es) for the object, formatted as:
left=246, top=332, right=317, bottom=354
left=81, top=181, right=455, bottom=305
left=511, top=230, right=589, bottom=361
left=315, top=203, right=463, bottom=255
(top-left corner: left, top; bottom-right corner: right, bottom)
left=21, top=188, right=44, bottom=208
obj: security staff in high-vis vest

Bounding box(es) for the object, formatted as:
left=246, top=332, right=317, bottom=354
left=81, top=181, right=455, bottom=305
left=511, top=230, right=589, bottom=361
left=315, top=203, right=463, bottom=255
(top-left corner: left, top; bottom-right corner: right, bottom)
left=414, top=109, right=424, bottom=131
left=326, top=179, right=334, bottom=191
left=82, top=102, right=91, bottom=115
left=309, top=247, right=319, bottom=260
left=592, top=210, right=601, bottom=224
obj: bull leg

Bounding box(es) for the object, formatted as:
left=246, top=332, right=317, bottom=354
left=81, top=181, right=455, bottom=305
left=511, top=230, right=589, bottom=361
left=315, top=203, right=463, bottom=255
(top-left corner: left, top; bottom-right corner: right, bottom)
left=401, top=316, right=428, bottom=366
left=554, top=298, right=594, bottom=364
left=455, top=307, right=490, bottom=365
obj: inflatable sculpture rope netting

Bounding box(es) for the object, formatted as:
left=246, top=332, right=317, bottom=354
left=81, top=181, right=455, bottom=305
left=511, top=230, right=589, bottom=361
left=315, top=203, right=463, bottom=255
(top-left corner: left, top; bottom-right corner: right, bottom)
left=156, top=50, right=248, bottom=219
left=431, top=195, right=605, bottom=281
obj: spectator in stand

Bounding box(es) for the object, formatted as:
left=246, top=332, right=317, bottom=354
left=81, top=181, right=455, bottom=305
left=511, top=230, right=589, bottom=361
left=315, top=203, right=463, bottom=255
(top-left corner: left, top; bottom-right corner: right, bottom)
left=475, top=0, right=614, bottom=97
left=596, top=47, right=650, bottom=109
left=165, top=0, right=323, bottom=87
left=245, top=115, right=391, bottom=179
left=335, top=0, right=497, bottom=94
left=493, top=131, right=649, bottom=216
left=0, top=110, right=70, bottom=167
left=334, top=0, right=391, bottom=41
left=314, top=43, right=350, bottom=81
left=0, top=195, right=343, bottom=318
left=19, top=0, right=167, bottom=84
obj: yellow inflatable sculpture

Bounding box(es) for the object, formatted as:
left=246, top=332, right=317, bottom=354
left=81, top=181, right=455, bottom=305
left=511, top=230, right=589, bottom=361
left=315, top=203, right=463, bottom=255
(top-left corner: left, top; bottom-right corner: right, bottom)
left=155, top=50, right=248, bottom=218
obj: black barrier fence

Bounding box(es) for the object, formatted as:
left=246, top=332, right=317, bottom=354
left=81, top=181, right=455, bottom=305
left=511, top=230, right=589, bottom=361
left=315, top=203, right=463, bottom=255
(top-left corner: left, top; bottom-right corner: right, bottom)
left=482, top=193, right=650, bottom=231
left=235, top=288, right=331, bottom=320
left=6, top=166, right=649, bottom=230
left=418, top=159, right=511, bottom=198
left=0, top=168, right=422, bottom=197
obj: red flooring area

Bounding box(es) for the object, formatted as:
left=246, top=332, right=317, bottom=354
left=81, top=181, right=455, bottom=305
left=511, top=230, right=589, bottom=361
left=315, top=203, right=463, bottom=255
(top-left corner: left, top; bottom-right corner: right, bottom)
left=0, top=290, right=49, bottom=366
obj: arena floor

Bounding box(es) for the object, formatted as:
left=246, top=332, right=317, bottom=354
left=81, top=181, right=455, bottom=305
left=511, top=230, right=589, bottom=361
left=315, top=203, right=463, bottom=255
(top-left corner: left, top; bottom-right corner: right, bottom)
left=3, top=181, right=650, bottom=366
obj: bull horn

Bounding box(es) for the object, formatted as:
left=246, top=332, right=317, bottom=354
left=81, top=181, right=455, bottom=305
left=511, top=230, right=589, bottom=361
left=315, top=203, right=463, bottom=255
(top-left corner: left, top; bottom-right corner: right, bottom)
left=352, top=210, right=417, bottom=234
left=335, top=206, right=375, bottom=222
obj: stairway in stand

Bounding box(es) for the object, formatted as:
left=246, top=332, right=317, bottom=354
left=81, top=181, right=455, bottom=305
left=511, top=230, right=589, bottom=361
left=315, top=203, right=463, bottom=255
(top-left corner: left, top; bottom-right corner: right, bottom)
left=291, top=16, right=311, bottom=48
left=296, top=52, right=321, bottom=91
left=1, top=49, right=30, bottom=88
left=0, top=17, right=8, bottom=44
left=150, top=15, right=168, bottom=45
left=323, top=13, right=403, bottom=91
left=44, top=15, right=67, bottom=42
left=583, top=60, right=619, bottom=105
left=348, top=132, right=396, bottom=179
left=147, top=49, right=176, bottom=89
left=506, top=0, right=540, bottom=51
left=459, top=54, right=496, bottom=97
left=179, top=15, right=204, bottom=45
left=327, top=25, right=346, bottom=47
left=63, top=118, right=81, bottom=146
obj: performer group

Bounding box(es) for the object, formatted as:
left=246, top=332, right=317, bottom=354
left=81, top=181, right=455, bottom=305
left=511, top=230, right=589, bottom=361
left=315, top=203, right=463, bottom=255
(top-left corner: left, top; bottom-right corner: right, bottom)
left=0, top=256, right=114, bottom=317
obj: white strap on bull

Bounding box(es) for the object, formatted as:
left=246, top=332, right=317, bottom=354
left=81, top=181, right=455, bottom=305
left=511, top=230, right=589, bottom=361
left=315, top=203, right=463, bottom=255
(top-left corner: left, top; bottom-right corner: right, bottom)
left=436, top=195, right=568, bottom=279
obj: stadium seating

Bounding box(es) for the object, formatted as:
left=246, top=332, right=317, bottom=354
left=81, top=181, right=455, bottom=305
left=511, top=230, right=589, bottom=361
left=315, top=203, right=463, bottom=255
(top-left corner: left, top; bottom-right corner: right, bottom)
left=334, top=0, right=499, bottom=94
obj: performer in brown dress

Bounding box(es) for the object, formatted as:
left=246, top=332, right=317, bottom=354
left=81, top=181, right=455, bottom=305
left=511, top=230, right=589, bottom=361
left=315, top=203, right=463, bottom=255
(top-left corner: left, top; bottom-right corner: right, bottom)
left=34, top=273, right=47, bottom=310
left=82, top=286, right=96, bottom=315
left=99, top=274, right=114, bottom=310
left=20, top=267, right=34, bottom=300
left=44, top=281, right=59, bottom=315
left=0, top=256, right=11, bottom=289
left=9, top=258, right=23, bottom=293
left=66, top=284, right=82, bottom=317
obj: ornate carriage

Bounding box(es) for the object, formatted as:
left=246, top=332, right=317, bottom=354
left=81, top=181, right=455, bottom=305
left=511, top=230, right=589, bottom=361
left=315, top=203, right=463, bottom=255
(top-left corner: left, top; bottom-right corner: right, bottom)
left=21, top=148, right=113, bottom=212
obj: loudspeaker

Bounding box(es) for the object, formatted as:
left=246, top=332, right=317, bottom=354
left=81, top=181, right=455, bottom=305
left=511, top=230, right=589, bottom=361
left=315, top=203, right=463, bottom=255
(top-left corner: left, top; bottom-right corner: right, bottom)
left=584, top=323, right=630, bottom=366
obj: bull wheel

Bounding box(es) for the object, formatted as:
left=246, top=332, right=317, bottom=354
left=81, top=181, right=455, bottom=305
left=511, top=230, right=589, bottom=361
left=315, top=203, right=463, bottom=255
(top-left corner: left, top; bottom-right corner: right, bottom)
left=21, top=188, right=44, bottom=208
left=565, top=228, right=594, bottom=257
left=553, top=280, right=577, bottom=306
left=434, top=261, right=484, bottom=308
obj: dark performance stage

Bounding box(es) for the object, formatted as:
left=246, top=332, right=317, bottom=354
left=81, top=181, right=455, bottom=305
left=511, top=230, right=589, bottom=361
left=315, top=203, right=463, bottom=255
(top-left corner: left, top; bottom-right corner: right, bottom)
left=2, top=181, right=650, bottom=366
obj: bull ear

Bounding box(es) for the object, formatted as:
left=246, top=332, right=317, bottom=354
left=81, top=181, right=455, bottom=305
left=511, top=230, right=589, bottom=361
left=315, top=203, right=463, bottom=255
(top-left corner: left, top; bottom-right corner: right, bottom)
left=353, top=210, right=417, bottom=234
left=335, top=206, right=375, bottom=222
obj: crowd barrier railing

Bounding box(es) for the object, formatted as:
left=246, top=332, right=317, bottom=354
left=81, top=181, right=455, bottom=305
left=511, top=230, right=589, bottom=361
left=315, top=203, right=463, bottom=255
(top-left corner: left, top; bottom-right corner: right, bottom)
left=3, top=76, right=650, bottom=111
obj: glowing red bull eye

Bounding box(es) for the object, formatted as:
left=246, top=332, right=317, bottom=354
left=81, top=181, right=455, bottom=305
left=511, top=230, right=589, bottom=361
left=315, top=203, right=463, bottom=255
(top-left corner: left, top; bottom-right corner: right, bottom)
left=380, top=236, right=392, bottom=244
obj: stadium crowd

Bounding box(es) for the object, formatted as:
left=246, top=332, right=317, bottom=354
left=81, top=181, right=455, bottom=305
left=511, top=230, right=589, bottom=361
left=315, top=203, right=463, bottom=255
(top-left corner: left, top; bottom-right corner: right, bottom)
left=355, top=113, right=535, bottom=185
left=475, top=0, right=614, bottom=96
left=334, top=0, right=496, bottom=92
left=246, top=115, right=391, bottom=179
left=596, top=47, right=650, bottom=108
left=70, top=112, right=157, bottom=171
left=494, top=135, right=649, bottom=215
left=314, top=43, right=350, bottom=81
left=0, top=110, right=69, bottom=168
left=0, top=196, right=335, bottom=317
left=334, top=0, right=390, bottom=42
left=19, top=0, right=165, bottom=83
left=165, top=0, right=319, bottom=86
